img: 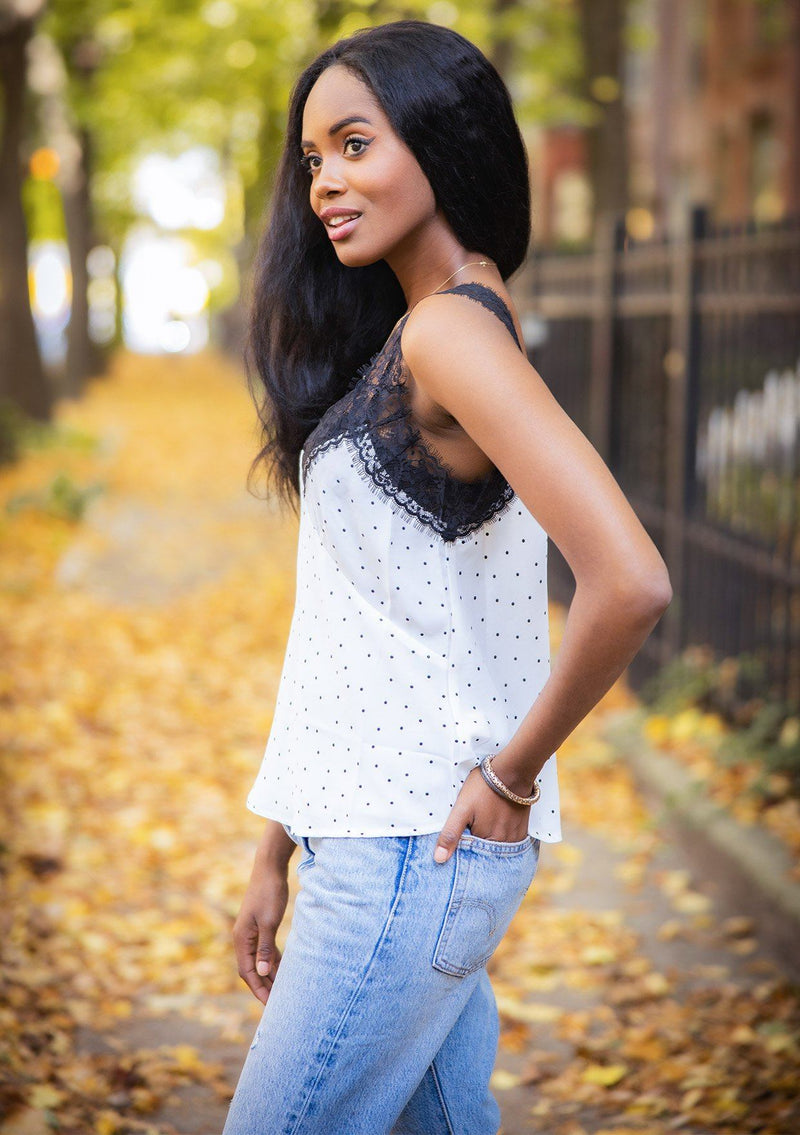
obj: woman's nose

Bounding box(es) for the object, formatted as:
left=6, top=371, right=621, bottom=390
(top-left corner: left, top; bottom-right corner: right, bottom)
left=314, top=159, right=347, bottom=198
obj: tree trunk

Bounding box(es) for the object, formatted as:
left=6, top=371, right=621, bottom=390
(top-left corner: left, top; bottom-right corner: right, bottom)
left=576, top=0, right=630, bottom=236
left=0, top=15, right=52, bottom=419
left=491, top=0, right=516, bottom=82
left=63, top=124, right=104, bottom=396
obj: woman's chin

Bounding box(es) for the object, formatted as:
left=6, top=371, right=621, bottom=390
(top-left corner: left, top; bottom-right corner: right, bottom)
left=334, top=247, right=384, bottom=269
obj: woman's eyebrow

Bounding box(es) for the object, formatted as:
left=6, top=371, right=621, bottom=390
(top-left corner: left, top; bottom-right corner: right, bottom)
left=301, top=115, right=374, bottom=148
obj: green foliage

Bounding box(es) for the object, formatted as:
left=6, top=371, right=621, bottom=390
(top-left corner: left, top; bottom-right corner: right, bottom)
left=5, top=472, right=106, bottom=523
left=0, top=403, right=98, bottom=467
left=503, top=0, right=586, bottom=127
left=639, top=645, right=768, bottom=719
left=753, top=0, right=792, bottom=47
left=27, top=422, right=101, bottom=454
left=721, top=700, right=800, bottom=794
left=640, top=644, right=800, bottom=791
left=22, top=177, right=68, bottom=242
left=0, top=398, right=101, bottom=467
left=31, top=0, right=596, bottom=338
left=42, top=0, right=325, bottom=242
left=640, top=647, right=727, bottom=716
left=40, top=0, right=590, bottom=253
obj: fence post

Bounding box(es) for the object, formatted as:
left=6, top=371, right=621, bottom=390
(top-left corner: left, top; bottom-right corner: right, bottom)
left=588, top=210, right=623, bottom=459
left=662, top=204, right=706, bottom=662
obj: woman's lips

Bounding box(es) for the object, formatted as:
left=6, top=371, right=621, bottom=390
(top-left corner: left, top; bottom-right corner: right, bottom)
left=326, top=214, right=361, bottom=241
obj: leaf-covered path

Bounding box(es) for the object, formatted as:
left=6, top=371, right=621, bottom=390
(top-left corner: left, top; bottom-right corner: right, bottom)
left=1, top=351, right=798, bottom=1135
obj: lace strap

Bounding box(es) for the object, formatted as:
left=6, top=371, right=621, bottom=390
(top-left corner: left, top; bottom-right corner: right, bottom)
left=436, top=282, right=525, bottom=353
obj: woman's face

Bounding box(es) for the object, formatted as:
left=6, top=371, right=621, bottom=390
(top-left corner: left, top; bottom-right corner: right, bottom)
left=299, top=64, right=440, bottom=269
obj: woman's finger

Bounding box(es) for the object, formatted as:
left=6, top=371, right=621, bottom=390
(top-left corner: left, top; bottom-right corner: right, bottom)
left=433, top=810, right=470, bottom=863
left=233, top=916, right=271, bottom=1004
left=255, top=928, right=280, bottom=978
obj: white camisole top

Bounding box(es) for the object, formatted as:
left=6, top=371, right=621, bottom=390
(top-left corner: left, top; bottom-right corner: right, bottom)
left=246, top=282, right=562, bottom=842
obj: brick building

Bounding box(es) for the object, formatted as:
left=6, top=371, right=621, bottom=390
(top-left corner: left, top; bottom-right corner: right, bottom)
left=529, top=0, right=800, bottom=246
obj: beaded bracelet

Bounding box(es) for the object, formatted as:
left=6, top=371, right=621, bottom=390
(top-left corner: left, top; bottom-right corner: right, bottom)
left=479, top=754, right=541, bottom=806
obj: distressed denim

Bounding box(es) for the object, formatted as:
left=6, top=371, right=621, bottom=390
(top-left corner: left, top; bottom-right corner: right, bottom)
left=222, top=826, right=541, bottom=1135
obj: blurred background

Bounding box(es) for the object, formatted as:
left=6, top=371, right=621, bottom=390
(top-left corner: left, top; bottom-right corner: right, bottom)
left=2, top=3, right=800, bottom=1134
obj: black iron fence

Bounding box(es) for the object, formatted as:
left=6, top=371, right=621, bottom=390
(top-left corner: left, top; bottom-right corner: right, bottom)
left=515, top=207, right=800, bottom=709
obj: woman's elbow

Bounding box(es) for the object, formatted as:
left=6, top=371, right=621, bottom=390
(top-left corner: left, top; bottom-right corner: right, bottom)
left=579, top=559, right=672, bottom=615
left=573, top=552, right=673, bottom=616
left=622, top=560, right=673, bottom=616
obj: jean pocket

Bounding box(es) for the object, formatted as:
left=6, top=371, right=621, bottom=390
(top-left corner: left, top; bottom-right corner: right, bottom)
left=460, top=829, right=536, bottom=854
left=431, top=836, right=539, bottom=977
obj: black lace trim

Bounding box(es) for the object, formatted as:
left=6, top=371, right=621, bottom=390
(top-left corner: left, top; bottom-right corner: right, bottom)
left=301, top=282, right=523, bottom=542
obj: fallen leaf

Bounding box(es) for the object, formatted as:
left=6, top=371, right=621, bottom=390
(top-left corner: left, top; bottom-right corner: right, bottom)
left=582, top=1063, right=628, bottom=1087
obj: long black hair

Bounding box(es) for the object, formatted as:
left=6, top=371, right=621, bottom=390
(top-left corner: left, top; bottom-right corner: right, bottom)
left=245, top=18, right=531, bottom=509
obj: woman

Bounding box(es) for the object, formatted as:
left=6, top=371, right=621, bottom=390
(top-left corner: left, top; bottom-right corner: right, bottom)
left=224, top=18, right=671, bottom=1135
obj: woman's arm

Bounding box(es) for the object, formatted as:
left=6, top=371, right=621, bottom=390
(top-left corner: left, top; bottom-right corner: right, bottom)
left=232, top=820, right=297, bottom=1003
left=400, top=295, right=672, bottom=854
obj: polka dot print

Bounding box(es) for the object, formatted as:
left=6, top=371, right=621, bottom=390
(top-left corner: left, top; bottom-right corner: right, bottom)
left=246, top=285, right=562, bottom=843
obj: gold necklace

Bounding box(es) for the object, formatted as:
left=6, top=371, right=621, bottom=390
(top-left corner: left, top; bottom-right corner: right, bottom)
left=431, top=258, right=491, bottom=294
left=393, top=258, right=492, bottom=329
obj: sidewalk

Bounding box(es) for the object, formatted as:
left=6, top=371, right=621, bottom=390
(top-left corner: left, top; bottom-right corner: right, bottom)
left=603, top=705, right=800, bottom=937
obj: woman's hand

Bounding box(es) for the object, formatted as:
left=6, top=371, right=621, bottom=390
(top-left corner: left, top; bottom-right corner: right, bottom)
left=233, top=864, right=290, bottom=1004
left=433, top=764, right=531, bottom=863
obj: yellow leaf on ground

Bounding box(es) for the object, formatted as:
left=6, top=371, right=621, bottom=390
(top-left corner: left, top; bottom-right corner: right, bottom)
left=642, top=971, right=671, bottom=995
left=670, top=708, right=704, bottom=742
left=721, top=916, right=754, bottom=937
left=494, top=994, right=563, bottom=1023
left=656, top=918, right=686, bottom=940
left=94, top=1113, right=120, bottom=1135
left=642, top=714, right=671, bottom=744
left=27, top=1086, right=65, bottom=1110
left=671, top=889, right=711, bottom=914
left=595, top=1129, right=663, bottom=1135
left=582, top=1063, right=628, bottom=1087
left=490, top=1068, right=522, bottom=1090
left=580, top=944, right=617, bottom=965
left=172, top=1043, right=204, bottom=1070
left=0, top=1109, right=51, bottom=1135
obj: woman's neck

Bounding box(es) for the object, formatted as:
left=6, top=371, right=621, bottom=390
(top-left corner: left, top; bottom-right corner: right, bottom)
left=383, top=214, right=498, bottom=311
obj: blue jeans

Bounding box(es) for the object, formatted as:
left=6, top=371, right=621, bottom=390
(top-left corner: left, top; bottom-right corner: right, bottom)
left=222, top=826, right=541, bottom=1135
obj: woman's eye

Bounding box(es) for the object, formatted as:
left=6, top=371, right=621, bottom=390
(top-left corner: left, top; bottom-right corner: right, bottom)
left=343, top=135, right=369, bottom=155
left=299, top=135, right=370, bottom=175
